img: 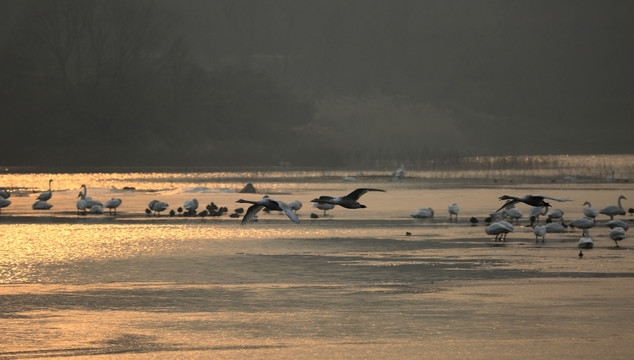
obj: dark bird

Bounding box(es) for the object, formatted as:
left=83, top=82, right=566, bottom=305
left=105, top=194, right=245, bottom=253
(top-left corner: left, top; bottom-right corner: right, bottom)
left=169, top=209, right=175, bottom=216
left=311, top=188, right=385, bottom=209
left=236, top=196, right=299, bottom=224
left=578, top=250, right=583, bottom=259
left=469, top=216, right=479, bottom=225
left=497, top=194, right=570, bottom=212
left=628, top=208, right=634, bottom=216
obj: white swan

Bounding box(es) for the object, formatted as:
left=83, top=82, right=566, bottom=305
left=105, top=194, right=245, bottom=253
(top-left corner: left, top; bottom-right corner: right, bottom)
left=448, top=203, right=459, bottom=222
left=533, top=224, right=546, bottom=243
left=569, top=217, right=595, bottom=234
left=485, top=220, right=514, bottom=242
left=578, top=229, right=594, bottom=249
left=609, top=227, right=626, bottom=247
left=607, top=219, right=629, bottom=231
left=312, top=202, right=335, bottom=216
left=236, top=196, right=299, bottom=224
left=504, top=208, right=523, bottom=224
left=547, top=209, right=564, bottom=222
left=89, top=204, right=104, bottom=214
left=37, top=179, right=53, bottom=201
left=599, top=195, right=627, bottom=220
left=104, top=198, right=122, bottom=215
left=184, top=198, right=199, bottom=214
left=311, top=188, right=385, bottom=210
left=528, top=206, right=548, bottom=225
left=288, top=200, right=302, bottom=213
left=148, top=200, right=169, bottom=216
left=582, top=201, right=599, bottom=222
left=411, top=207, right=434, bottom=219
left=32, top=200, right=53, bottom=210
left=545, top=222, right=566, bottom=233
left=79, top=184, right=102, bottom=208
left=76, top=191, right=88, bottom=215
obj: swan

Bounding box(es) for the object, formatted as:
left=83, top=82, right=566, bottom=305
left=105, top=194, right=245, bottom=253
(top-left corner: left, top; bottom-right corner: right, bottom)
left=485, top=220, right=514, bottom=242
left=448, top=203, right=459, bottom=222
left=392, top=164, right=406, bottom=181
left=37, top=179, right=53, bottom=201
left=184, top=198, right=199, bottom=215
left=0, top=187, right=10, bottom=199
left=0, top=197, right=10, bottom=213
left=32, top=200, right=53, bottom=210
left=547, top=209, right=564, bottom=223
left=582, top=201, right=599, bottom=222
left=609, top=227, right=626, bottom=247
left=533, top=224, right=546, bottom=243
left=89, top=204, right=104, bottom=214
left=606, top=219, right=629, bottom=231
left=578, top=229, right=594, bottom=249
left=545, top=222, right=566, bottom=233
left=288, top=200, right=302, bottom=213
left=104, top=198, right=122, bottom=215
left=311, top=188, right=385, bottom=210
left=411, top=207, right=434, bottom=219
left=79, top=184, right=102, bottom=208
left=504, top=208, right=523, bottom=224
left=148, top=200, right=169, bottom=216
left=528, top=206, right=548, bottom=225
left=236, top=196, right=299, bottom=224
left=497, top=194, right=569, bottom=212
left=569, top=217, right=595, bottom=234
left=312, top=202, right=335, bottom=216
left=599, top=195, right=627, bottom=220
left=76, top=191, right=88, bottom=215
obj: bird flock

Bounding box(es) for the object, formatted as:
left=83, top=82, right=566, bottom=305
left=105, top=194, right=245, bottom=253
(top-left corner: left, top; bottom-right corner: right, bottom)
left=0, top=179, right=631, bottom=250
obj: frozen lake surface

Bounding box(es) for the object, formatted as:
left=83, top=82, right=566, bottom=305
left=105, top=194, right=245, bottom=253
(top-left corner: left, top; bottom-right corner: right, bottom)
left=1, top=161, right=633, bottom=359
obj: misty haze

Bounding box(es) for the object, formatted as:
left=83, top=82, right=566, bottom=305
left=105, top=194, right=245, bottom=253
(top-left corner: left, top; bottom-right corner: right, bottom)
left=2, top=0, right=633, bottom=168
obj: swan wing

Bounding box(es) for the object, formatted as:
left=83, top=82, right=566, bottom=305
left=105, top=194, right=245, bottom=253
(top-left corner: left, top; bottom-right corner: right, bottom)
left=242, top=204, right=264, bottom=224
left=538, top=195, right=570, bottom=202
left=271, top=199, right=300, bottom=224
left=344, top=188, right=386, bottom=201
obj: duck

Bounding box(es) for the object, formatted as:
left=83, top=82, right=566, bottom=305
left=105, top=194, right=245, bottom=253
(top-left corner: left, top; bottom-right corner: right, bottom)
left=37, top=179, right=53, bottom=201
left=0, top=187, right=10, bottom=199
left=0, top=197, right=11, bottom=213
left=236, top=196, right=299, bottom=224
left=311, top=188, right=385, bottom=210
left=599, top=195, right=627, bottom=220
